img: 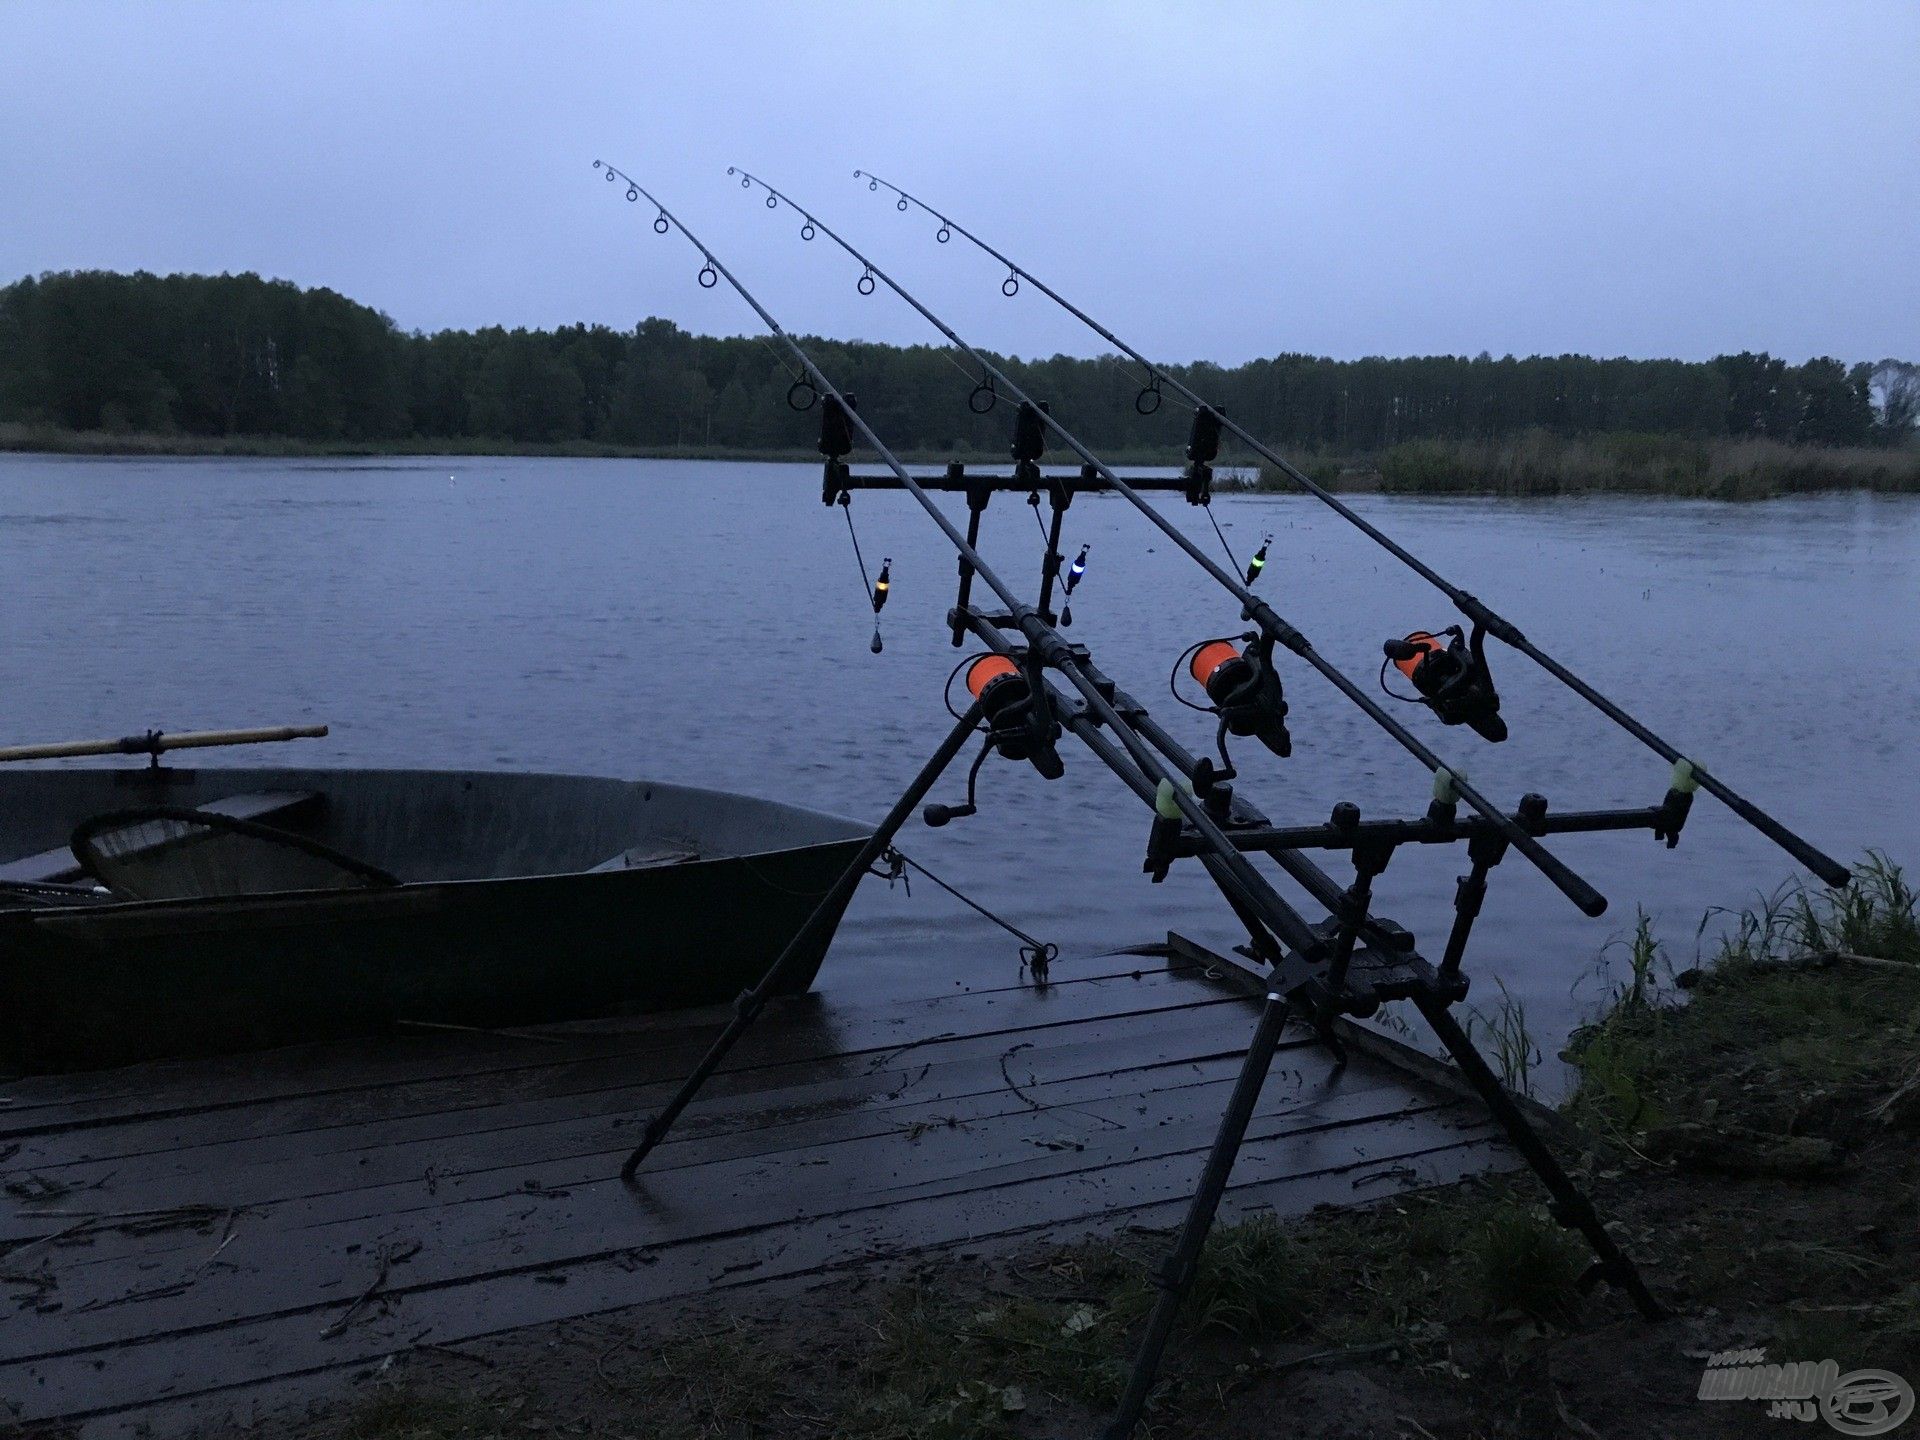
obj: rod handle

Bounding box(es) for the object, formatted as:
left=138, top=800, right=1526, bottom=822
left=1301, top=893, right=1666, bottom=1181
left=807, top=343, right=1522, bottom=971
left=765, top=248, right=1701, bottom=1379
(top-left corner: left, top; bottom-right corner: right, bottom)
left=1697, top=769, right=1850, bottom=888
left=1439, top=762, right=1608, bottom=917
left=1498, top=817, right=1608, bottom=916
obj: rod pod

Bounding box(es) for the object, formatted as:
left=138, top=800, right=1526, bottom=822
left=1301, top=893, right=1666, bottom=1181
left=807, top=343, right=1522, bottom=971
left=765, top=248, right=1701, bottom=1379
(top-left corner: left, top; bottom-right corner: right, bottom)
left=850, top=169, right=1849, bottom=889
left=732, top=167, right=1609, bottom=920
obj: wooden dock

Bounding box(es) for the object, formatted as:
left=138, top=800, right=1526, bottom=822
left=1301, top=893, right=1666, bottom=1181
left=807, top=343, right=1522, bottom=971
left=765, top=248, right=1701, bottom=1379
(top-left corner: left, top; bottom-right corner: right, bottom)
left=0, top=942, right=1515, bottom=1435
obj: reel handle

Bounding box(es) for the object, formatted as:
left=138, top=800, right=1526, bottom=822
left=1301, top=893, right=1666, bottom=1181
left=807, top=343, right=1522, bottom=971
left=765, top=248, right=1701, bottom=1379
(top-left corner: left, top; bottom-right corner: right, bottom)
left=923, top=802, right=977, bottom=828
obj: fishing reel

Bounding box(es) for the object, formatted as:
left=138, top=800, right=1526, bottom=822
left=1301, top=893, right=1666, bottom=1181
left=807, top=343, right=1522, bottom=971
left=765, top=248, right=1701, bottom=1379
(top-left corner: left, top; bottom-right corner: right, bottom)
left=926, top=654, right=1065, bottom=828
left=1174, top=633, right=1292, bottom=765
left=964, top=654, right=1063, bottom=778
left=1381, top=623, right=1507, bottom=743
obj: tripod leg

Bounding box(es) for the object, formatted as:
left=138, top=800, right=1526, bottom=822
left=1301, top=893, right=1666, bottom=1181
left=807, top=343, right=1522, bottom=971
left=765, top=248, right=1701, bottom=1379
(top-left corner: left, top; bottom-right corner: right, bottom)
left=1413, top=993, right=1667, bottom=1319
left=1102, top=991, right=1292, bottom=1439
left=620, top=703, right=985, bottom=1180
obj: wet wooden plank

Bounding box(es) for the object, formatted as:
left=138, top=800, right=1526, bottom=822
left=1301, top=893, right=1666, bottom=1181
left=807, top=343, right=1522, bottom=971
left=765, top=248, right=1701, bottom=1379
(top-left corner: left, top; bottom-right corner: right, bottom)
left=1, top=1048, right=1434, bottom=1349
left=5, top=1013, right=1315, bottom=1253
left=0, top=969, right=1227, bottom=1165
left=0, top=958, right=1188, bottom=1127
left=90, top=1129, right=1505, bottom=1440
left=3, top=1120, right=1504, bottom=1425
left=0, top=951, right=1520, bottom=1433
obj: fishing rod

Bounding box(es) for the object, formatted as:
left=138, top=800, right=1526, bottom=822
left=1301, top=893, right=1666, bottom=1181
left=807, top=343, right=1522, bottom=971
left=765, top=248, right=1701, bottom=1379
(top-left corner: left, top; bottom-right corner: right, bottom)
left=592, top=157, right=1349, bottom=1129
left=850, top=169, right=1850, bottom=890
left=725, top=166, right=1609, bottom=919
left=593, top=162, right=1667, bottom=1440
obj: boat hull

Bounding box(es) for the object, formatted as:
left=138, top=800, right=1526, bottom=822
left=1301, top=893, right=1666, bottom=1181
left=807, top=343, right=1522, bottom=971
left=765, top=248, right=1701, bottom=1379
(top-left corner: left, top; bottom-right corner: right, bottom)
left=0, top=767, right=871, bottom=1071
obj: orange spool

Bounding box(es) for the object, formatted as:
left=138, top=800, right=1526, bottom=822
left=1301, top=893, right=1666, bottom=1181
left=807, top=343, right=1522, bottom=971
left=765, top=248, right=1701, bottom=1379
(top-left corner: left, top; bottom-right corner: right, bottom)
left=1392, top=631, right=1439, bottom=682
left=965, top=654, right=1019, bottom=698
left=1190, top=641, right=1241, bottom=689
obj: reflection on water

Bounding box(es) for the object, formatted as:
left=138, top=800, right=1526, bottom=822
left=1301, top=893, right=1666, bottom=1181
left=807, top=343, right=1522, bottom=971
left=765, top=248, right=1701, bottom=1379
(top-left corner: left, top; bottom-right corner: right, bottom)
left=4, top=453, right=1917, bottom=1072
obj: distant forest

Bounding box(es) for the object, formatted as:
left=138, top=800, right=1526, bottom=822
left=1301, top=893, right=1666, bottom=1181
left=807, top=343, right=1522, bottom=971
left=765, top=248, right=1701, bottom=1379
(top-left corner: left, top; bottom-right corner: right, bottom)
left=2, top=270, right=1914, bottom=455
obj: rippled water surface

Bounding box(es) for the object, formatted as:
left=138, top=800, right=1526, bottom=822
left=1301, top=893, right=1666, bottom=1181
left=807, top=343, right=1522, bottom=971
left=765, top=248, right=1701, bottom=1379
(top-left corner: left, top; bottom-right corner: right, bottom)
left=6, top=453, right=1917, bottom=1068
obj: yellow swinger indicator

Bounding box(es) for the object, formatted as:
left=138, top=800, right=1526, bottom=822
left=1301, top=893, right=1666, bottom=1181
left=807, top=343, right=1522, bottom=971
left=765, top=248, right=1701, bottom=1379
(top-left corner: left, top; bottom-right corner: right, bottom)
left=866, top=558, right=892, bottom=653
left=1243, top=534, right=1272, bottom=586
left=1060, top=544, right=1090, bottom=625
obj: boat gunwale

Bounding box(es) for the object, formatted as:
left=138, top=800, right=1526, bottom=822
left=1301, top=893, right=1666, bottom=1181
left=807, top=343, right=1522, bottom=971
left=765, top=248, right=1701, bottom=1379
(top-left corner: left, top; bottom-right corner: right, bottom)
left=0, top=764, right=875, bottom=925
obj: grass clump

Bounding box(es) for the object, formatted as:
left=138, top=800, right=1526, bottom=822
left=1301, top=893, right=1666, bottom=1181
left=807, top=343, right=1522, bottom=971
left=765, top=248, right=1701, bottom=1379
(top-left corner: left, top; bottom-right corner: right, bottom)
left=1469, top=1207, right=1588, bottom=1324
left=1183, top=1213, right=1313, bottom=1338
left=1566, top=853, right=1920, bottom=1141
left=842, top=1285, right=1112, bottom=1438
left=1465, top=977, right=1545, bottom=1098
left=325, top=1390, right=507, bottom=1440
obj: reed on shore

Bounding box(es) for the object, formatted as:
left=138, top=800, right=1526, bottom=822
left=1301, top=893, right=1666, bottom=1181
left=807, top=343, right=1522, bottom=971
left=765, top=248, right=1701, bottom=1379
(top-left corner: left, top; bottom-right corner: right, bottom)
left=1233, top=429, right=1920, bottom=499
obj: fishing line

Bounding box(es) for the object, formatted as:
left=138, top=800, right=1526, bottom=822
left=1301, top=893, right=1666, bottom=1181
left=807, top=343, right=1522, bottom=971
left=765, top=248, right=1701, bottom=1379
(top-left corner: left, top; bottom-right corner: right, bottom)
left=1028, top=491, right=1049, bottom=545
left=1202, top=504, right=1240, bottom=574
left=875, top=847, right=1059, bottom=977
left=838, top=493, right=888, bottom=653
left=1026, top=489, right=1091, bottom=625
left=752, top=333, right=805, bottom=387
left=937, top=348, right=993, bottom=394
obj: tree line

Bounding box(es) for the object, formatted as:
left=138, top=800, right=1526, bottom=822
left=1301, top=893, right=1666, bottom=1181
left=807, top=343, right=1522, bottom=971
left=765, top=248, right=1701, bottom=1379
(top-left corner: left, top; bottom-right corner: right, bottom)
left=2, top=269, right=1914, bottom=453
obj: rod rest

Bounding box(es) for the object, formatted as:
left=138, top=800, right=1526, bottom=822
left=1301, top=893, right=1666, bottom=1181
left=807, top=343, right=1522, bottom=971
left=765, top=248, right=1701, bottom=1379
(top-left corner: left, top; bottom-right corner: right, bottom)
left=1289, top=928, right=1469, bottom=1017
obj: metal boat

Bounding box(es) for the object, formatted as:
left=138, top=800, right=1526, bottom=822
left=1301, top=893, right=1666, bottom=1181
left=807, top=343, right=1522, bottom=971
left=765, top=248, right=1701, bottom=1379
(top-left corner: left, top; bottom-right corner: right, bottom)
left=0, top=757, right=870, bottom=1071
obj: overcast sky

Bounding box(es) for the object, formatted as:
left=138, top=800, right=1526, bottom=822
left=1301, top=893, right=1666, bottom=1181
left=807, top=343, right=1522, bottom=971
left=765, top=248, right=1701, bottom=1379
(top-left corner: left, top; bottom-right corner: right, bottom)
left=2, top=2, right=1914, bottom=365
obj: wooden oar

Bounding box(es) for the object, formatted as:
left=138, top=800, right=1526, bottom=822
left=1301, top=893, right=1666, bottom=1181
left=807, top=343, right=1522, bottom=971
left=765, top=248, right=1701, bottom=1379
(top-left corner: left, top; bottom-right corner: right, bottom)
left=0, top=724, right=328, bottom=763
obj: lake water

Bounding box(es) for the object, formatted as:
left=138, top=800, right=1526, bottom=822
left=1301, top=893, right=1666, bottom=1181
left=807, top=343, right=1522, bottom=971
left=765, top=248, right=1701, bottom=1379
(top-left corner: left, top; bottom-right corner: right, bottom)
left=5, top=453, right=1917, bottom=1077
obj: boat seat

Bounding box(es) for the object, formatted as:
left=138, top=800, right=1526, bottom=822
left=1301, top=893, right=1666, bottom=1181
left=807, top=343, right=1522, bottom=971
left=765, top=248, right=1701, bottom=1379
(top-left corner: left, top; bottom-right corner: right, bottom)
left=70, top=801, right=393, bottom=901
left=0, top=790, right=324, bottom=886
left=587, top=843, right=701, bottom=874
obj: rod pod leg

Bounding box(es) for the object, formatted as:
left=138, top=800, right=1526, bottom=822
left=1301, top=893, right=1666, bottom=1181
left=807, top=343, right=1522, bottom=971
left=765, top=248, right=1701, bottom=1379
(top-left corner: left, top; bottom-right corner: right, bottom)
left=1412, top=993, right=1666, bottom=1320
left=1102, top=991, right=1293, bottom=1439
left=620, top=703, right=985, bottom=1181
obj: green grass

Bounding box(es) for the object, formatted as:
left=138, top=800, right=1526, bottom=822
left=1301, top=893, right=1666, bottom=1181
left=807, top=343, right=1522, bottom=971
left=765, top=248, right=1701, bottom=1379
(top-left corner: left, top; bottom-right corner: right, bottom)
left=325, top=1391, right=506, bottom=1440
left=1566, top=853, right=1920, bottom=1139
left=1465, top=977, right=1544, bottom=1098
left=1469, top=1206, right=1588, bottom=1325
left=818, top=1180, right=1593, bottom=1435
